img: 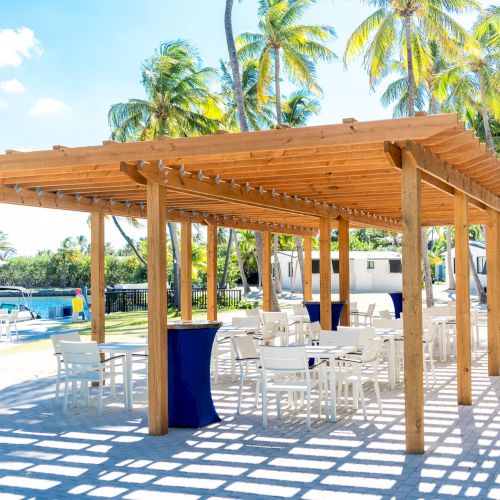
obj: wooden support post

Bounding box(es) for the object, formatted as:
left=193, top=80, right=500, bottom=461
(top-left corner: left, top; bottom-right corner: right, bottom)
left=319, top=216, right=332, bottom=330
left=455, top=191, right=472, bottom=404
left=401, top=149, right=424, bottom=454
left=303, top=236, right=312, bottom=301
left=90, top=211, right=105, bottom=343
left=262, top=231, right=272, bottom=311
left=180, top=222, right=192, bottom=321
left=147, top=181, right=168, bottom=435
left=486, top=208, right=500, bottom=376
left=338, top=217, right=350, bottom=326
left=207, top=224, right=218, bottom=321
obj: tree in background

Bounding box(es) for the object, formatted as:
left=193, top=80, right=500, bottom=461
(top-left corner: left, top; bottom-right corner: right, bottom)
left=237, top=0, right=336, bottom=126
left=282, top=89, right=320, bottom=126
left=0, top=231, right=16, bottom=261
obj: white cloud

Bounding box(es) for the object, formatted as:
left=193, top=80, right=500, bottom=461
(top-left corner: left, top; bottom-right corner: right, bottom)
left=0, top=78, right=25, bottom=93
left=30, top=97, right=69, bottom=116
left=0, top=100, right=7, bottom=108
left=0, top=27, right=42, bottom=67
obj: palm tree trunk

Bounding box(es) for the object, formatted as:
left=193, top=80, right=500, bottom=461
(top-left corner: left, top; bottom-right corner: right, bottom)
left=274, top=46, right=283, bottom=126
left=234, top=231, right=251, bottom=294
left=295, top=236, right=305, bottom=292
left=273, top=234, right=282, bottom=294
left=479, top=74, right=495, bottom=151
left=167, top=222, right=181, bottom=309
left=404, top=14, right=416, bottom=118
left=446, top=226, right=456, bottom=290
left=224, top=0, right=249, bottom=132
left=111, top=216, right=147, bottom=267
left=469, top=247, right=487, bottom=304
left=255, top=231, right=280, bottom=311
left=421, top=227, right=434, bottom=307
left=219, top=229, right=234, bottom=288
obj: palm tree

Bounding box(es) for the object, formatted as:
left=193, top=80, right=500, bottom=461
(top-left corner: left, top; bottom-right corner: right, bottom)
left=219, top=229, right=234, bottom=289
left=344, top=0, right=479, bottom=117
left=434, top=7, right=499, bottom=151
left=273, top=233, right=282, bottom=294
left=234, top=231, right=251, bottom=294
left=109, top=40, right=222, bottom=308
left=109, top=40, right=222, bottom=140
left=236, top=0, right=336, bottom=126
left=0, top=231, right=16, bottom=260
left=225, top=0, right=250, bottom=132
left=220, top=60, right=275, bottom=130
left=282, top=89, right=320, bottom=126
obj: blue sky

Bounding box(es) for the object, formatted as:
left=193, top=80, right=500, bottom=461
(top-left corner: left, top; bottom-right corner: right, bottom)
left=0, top=0, right=481, bottom=256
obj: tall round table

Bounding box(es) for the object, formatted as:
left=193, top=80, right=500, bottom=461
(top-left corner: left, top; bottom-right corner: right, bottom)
left=303, top=301, right=346, bottom=331
left=167, top=320, right=222, bottom=428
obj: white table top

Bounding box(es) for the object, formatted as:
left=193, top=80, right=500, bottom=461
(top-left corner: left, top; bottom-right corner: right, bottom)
left=306, top=345, right=356, bottom=357
left=98, top=341, right=148, bottom=353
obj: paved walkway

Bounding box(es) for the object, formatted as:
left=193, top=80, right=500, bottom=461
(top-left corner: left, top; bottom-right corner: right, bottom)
left=0, top=331, right=498, bottom=499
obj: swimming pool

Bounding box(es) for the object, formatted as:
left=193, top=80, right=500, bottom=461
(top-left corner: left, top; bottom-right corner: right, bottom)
left=0, top=296, right=80, bottom=319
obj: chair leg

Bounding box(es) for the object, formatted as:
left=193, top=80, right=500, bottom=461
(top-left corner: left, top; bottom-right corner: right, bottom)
left=63, top=378, right=69, bottom=413
left=110, top=358, right=116, bottom=397
left=254, top=379, right=260, bottom=408
left=424, top=354, right=429, bottom=388
left=237, top=365, right=244, bottom=414
left=374, top=380, right=382, bottom=415
left=353, top=382, right=359, bottom=410
left=56, top=359, right=61, bottom=400
left=276, top=393, right=281, bottom=420
left=97, top=380, right=103, bottom=416
left=359, top=383, right=367, bottom=421
left=306, top=389, right=311, bottom=431
left=262, top=383, right=268, bottom=428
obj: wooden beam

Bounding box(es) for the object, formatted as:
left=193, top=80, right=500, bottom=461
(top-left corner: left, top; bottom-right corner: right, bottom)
left=146, top=180, right=168, bottom=435
left=486, top=208, right=500, bottom=376
left=207, top=224, right=217, bottom=321
left=454, top=190, right=472, bottom=405
left=303, top=236, right=312, bottom=301
left=319, top=216, right=332, bottom=329
left=181, top=222, right=193, bottom=321
left=338, top=217, right=350, bottom=326
left=0, top=114, right=461, bottom=172
left=401, top=149, right=424, bottom=454
left=406, top=141, right=499, bottom=211
left=262, top=231, right=272, bottom=312
left=139, top=162, right=331, bottom=218
left=90, top=212, right=105, bottom=344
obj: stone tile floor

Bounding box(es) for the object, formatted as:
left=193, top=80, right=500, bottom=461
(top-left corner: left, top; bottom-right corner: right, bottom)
left=0, top=345, right=498, bottom=499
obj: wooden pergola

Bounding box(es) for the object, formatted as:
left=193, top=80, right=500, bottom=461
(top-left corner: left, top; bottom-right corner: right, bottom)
left=1, top=113, right=499, bottom=453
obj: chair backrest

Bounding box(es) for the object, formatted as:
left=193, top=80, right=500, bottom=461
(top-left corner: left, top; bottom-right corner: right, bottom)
left=51, top=332, right=81, bottom=354
left=244, top=309, right=262, bottom=319
left=292, top=304, right=308, bottom=316
left=309, top=321, right=321, bottom=334
left=10, top=309, right=19, bottom=321
left=379, top=309, right=392, bottom=319
left=232, top=316, right=260, bottom=329
left=366, top=303, right=376, bottom=316
left=231, top=335, right=258, bottom=360
left=424, top=305, right=452, bottom=317
left=319, top=331, right=359, bottom=347
left=361, top=338, right=383, bottom=363
left=59, top=341, right=100, bottom=367
left=337, top=326, right=375, bottom=348
left=262, top=312, right=288, bottom=328
left=261, top=321, right=279, bottom=341
left=350, top=302, right=358, bottom=311
left=372, top=318, right=403, bottom=330
left=260, top=345, right=308, bottom=373
left=470, top=309, right=479, bottom=326
left=423, top=320, right=438, bottom=343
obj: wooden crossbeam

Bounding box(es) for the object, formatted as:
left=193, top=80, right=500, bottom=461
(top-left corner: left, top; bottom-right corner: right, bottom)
left=406, top=141, right=500, bottom=211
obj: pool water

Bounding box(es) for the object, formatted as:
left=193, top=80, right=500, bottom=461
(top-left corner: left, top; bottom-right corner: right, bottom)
left=0, top=296, right=80, bottom=319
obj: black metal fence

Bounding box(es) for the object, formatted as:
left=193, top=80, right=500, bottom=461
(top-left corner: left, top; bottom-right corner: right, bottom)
left=105, top=288, right=242, bottom=314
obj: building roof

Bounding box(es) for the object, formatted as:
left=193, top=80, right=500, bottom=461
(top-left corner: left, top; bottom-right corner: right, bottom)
left=279, top=250, right=401, bottom=260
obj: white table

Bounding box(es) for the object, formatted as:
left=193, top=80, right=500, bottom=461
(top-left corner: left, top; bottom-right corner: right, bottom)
left=98, top=341, right=148, bottom=410
left=288, top=314, right=310, bottom=343
left=375, top=329, right=403, bottom=390
left=430, top=316, right=455, bottom=361
left=306, top=344, right=356, bottom=422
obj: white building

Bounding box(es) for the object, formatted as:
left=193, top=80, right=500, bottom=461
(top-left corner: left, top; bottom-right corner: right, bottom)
left=276, top=250, right=402, bottom=293
left=442, top=241, right=486, bottom=291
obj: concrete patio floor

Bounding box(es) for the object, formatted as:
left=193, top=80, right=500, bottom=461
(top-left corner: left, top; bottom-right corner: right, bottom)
left=0, top=334, right=499, bottom=500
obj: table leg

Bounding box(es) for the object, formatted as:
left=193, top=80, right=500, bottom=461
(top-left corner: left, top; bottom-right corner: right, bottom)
left=125, top=353, right=133, bottom=410
left=388, top=339, right=396, bottom=390
left=329, top=356, right=336, bottom=422
left=230, top=338, right=236, bottom=382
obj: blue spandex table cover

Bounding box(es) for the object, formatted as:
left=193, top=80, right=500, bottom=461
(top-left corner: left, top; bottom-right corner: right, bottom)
left=303, top=301, right=346, bottom=331
left=167, top=320, right=222, bottom=428
left=389, top=292, right=403, bottom=319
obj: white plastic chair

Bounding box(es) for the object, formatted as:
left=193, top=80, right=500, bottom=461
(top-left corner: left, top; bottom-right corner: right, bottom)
left=372, top=318, right=404, bottom=330
left=259, top=345, right=328, bottom=431
left=379, top=309, right=392, bottom=320
left=231, top=335, right=261, bottom=413
left=262, top=312, right=290, bottom=345
left=244, top=309, right=262, bottom=320
left=5, top=309, right=19, bottom=341
left=51, top=332, right=82, bottom=400
left=351, top=303, right=376, bottom=326
left=59, top=341, right=124, bottom=415
left=340, top=338, right=383, bottom=419
left=232, top=316, right=261, bottom=330
left=336, top=326, right=375, bottom=350
left=309, top=321, right=321, bottom=343
left=423, top=320, right=437, bottom=387
left=292, top=303, right=309, bottom=316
